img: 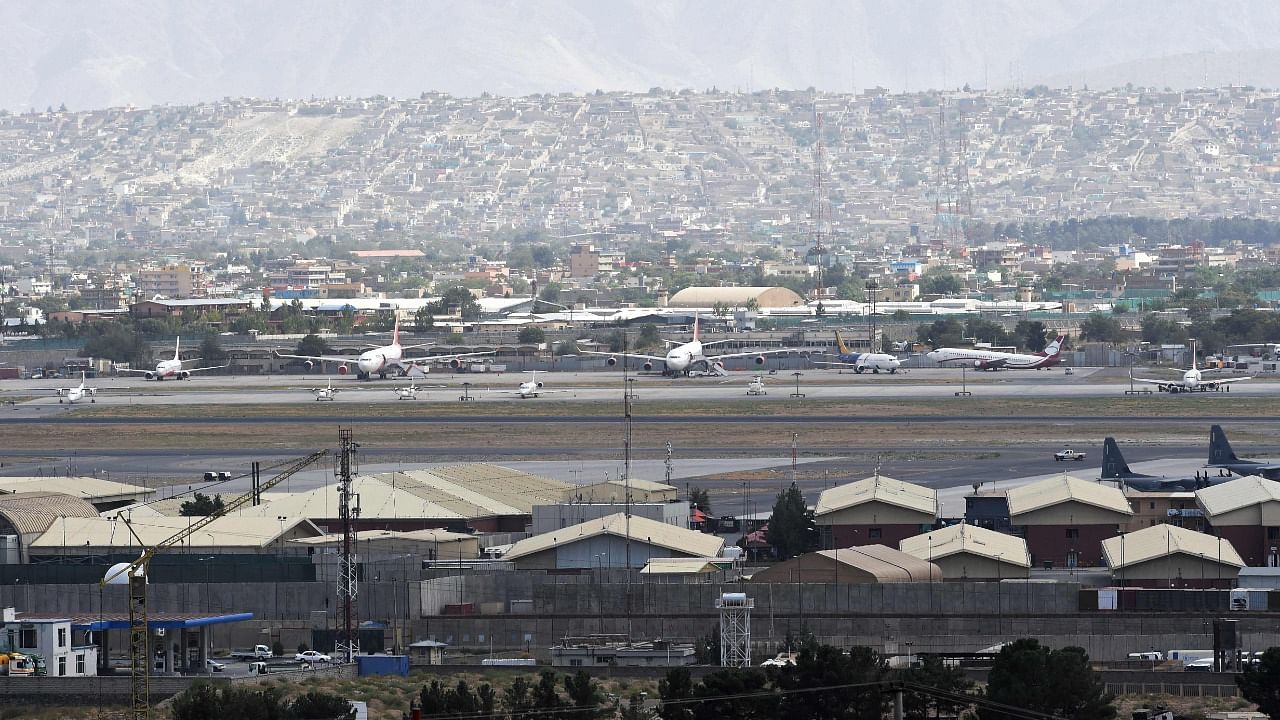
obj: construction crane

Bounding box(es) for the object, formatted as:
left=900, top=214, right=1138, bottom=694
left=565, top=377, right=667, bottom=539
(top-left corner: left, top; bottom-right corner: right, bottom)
left=100, top=449, right=329, bottom=720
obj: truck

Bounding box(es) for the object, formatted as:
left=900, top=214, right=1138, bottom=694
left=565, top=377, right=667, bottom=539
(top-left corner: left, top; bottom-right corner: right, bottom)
left=248, top=660, right=311, bottom=675
left=0, top=652, right=44, bottom=676
left=1054, top=449, right=1087, bottom=462
left=230, top=644, right=273, bottom=661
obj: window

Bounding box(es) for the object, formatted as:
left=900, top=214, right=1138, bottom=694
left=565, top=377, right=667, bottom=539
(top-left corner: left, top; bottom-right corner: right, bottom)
left=19, top=625, right=36, bottom=649
left=76, top=654, right=85, bottom=674
left=58, top=656, right=66, bottom=676
left=1149, top=502, right=1156, bottom=510
left=868, top=528, right=882, bottom=539
left=57, top=628, right=67, bottom=648
left=1269, top=527, right=1280, bottom=541
left=1065, top=528, right=1079, bottom=540
left=569, top=658, right=583, bottom=667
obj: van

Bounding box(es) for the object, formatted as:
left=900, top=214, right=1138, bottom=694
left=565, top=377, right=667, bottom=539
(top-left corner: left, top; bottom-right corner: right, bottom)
left=1128, top=651, right=1163, bottom=661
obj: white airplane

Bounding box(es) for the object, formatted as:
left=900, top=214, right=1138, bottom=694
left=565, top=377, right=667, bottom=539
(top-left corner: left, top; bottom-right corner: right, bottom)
left=584, top=315, right=796, bottom=377
left=308, top=378, right=340, bottom=401
left=812, top=331, right=903, bottom=374
left=43, top=372, right=99, bottom=404
left=392, top=382, right=443, bottom=400
left=1129, top=340, right=1252, bottom=393
left=491, top=371, right=569, bottom=399
left=274, top=315, right=493, bottom=380
left=926, top=335, right=1066, bottom=370
left=117, top=337, right=228, bottom=380
left=721, top=373, right=777, bottom=396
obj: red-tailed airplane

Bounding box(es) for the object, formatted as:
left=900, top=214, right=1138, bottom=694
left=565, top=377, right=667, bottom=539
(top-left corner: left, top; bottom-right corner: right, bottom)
left=925, top=335, right=1066, bottom=370
left=274, top=316, right=492, bottom=380
left=117, top=337, right=227, bottom=380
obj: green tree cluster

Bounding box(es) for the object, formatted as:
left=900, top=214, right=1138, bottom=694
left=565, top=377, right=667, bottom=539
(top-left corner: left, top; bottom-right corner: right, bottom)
left=417, top=671, right=605, bottom=720
left=764, top=483, right=817, bottom=560
left=1238, top=647, right=1280, bottom=718
left=172, top=683, right=354, bottom=720
left=79, top=322, right=151, bottom=366
left=982, top=638, right=1114, bottom=720
left=1078, top=313, right=1126, bottom=344
left=1141, top=308, right=1280, bottom=354
left=179, top=492, right=224, bottom=517
left=429, top=286, right=482, bottom=320
left=518, top=325, right=547, bottom=344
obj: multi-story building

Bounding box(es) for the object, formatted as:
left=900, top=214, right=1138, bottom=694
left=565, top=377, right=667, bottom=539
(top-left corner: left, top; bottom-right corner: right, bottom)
left=136, top=264, right=204, bottom=299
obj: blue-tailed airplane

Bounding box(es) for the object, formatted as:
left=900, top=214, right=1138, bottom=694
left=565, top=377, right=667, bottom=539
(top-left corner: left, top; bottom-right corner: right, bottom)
left=812, top=331, right=902, bottom=374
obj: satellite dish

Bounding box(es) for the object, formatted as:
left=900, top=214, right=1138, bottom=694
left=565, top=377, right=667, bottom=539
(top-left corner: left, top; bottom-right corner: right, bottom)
left=104, top=563, right=146, bottom=585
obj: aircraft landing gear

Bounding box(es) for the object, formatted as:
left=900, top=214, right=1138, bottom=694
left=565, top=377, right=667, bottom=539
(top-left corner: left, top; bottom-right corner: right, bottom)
left=356, top=371, right=370, bottom=381
left=854, top=367, right=865, bottom=374
left=873, top=368, right=881, bottom=374
left=378, top=371, right=387, bottom=380
left=889, top=368, right=898, bottom=374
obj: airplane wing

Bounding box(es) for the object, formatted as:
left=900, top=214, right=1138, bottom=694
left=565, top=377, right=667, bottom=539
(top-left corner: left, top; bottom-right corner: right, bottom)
left=1128, top=374, right=1172, bottom=386
left=273, top=351, right=361, bottom=364
left=404, top=351, right=496, bottom=365
left=812, top=360, right=862, bottom=368
left=1204, top=376, right=1253, bottom=387
left=708, top=348, right=798, bottom=361
left=580, top=350, right=670, bottom=363
left=181, top=364, right=229, bottom=374
left=114, top=368, right=154, bottom=375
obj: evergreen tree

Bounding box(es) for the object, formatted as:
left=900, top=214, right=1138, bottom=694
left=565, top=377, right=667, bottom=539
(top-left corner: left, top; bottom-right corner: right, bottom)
left=179, top=492, right=224, bottom=517
left=198, top=334, right=229, bottom=371
left=983, top=639, right=1115, bottom=720
left=764, top=483, right=817, bottom=559
left=1237, top=647, right=1280, bottom=719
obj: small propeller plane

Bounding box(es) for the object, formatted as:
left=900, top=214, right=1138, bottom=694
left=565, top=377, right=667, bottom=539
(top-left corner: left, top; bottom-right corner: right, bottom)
left=41, top=371, right=106, bottom=404
left=308, top=378, right=341, bottom=401
left=490, top=371, right=570, bottom=399
left=392, top=382, right=444, bottom=400
left=721, top=373, right=777, bottom=396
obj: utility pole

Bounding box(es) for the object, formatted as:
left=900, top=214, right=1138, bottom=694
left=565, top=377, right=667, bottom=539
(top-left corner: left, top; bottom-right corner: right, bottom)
left=336, top=428, right=361, bottom=663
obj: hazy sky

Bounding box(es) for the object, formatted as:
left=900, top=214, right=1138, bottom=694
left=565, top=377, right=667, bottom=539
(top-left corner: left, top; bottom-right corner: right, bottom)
left=5, top=0, right=1280, bottom=110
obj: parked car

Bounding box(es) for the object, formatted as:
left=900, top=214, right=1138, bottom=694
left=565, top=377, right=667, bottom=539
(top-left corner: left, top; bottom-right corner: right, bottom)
left=205, top=659, right=225, bottom=672
left=295, top=650, right=332, bottom=664
left=1184, top=658, right=1214, bottom=672
left=1054, top=449, right=1087, bottom=462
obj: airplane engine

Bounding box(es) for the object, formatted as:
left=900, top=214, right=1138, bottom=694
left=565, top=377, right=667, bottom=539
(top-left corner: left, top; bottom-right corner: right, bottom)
left=605, top=356, right=618, bottom=366
left=753, top=355, right=766, bottom=365
left=450, top=358, right=464, bottom=369
left=144, top=372, right=156, bottom=380
left=536, top=381, right=544, bottom=389
left=338, top=365, right=350, bottom=375
left=642, top=361, right=654, bottom=371
left=178, top=370, right=191, bottom=380
left=974, top=360, right=986, bottom=369
left=304, top=360, right=315, bottom=371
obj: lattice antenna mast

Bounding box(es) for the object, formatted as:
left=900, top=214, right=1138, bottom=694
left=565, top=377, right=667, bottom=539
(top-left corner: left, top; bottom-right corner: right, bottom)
left=813, top=108, right=826, bottom=314
left=336, top=428, right=361, bottom=663
left=622, top=331, right=633, bottom=569
left=717, top=592, right=753, bottom=667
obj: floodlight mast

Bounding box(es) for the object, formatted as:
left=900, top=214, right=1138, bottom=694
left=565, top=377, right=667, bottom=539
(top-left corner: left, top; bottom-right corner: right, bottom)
left=100, top=448, right=329, bottom=720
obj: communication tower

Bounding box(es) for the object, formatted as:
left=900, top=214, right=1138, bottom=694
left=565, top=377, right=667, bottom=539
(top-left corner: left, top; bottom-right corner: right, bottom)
left=716, top=592, right=754, bottom=667
left=335, top=428, right=361, bottom=662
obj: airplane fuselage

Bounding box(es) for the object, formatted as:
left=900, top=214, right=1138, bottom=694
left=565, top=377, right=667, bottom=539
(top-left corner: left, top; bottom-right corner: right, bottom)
left=147, top=358, right=188, bottom=380
left=926, top=347, right=1060, bottom=370
left=663, top=340, right=703, bottom=373
left=831, top=352, right=901, bottom=373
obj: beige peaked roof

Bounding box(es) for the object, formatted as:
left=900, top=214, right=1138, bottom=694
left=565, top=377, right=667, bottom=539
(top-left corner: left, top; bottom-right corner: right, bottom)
left=504, top=513, right=724, bottom=561
left=1196, top=476, right=1280, bottom=517
left=233, top=464, right=572, bottom=521
left=30, top=515, right=322, bottom=550
left=1102, top=524, right=1244, bottom=569
left=815, top=475, right=938, bottom=517
left=0, top=477, right=153, bottom=505
left=289, top=528, right=475, bottom=545
left=0, top=492, right=99, bottom=537
left=1006, top=474, right=1132, bottom=517
left=639, top=558, right=729, bottom=575
left=899, top=523, right=1031, bottom=567
left=667, top=286, right=805, bottom=308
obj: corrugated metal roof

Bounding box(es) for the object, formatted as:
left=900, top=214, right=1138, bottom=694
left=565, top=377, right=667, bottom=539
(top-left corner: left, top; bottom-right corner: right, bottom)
left=30, top=516, right=321, bottom=550
left=814, top=475, right=937, bottom=518
left=0, top=477, right=153, bottom=504
left=639, top=558, right=724, bottom=575
left=899, top=523, right=1031, bottom=567
left=820, top=545, right=943, bottom=581
left=1102, top=524, right=1244, bottom=569
left=1196, top=476, right=1280, bottom=517
left=289, top=528, right=474, bottom=545
left=0, top=492, right=100, bottom=538
left=504, top=513, right=724, bottom=561
left=667, top=286, right=806, bottom=308
left=1006, top=474, right=1133, bottom=518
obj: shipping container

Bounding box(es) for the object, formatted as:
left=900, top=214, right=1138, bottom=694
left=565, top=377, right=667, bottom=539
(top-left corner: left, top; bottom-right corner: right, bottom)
left=356, top=655, right=409, bottom=677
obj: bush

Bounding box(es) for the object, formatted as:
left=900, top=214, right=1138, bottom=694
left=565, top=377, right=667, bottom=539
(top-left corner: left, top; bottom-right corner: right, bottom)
left=272, top=640, right=284, bottom=658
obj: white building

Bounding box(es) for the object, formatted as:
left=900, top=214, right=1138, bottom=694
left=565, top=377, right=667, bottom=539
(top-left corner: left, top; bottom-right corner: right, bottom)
left=1, top=609, right=98, bottom=677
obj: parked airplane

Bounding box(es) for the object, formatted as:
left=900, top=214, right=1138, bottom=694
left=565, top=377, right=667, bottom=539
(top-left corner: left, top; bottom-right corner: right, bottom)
left=925, top=335, right=1066, bottom=370
left=274, top=316, right=492, bottom=380
left=1129, top=340, right=1251, bottom=393
left=812, top=330, right=902, bottom=374
left=585, top=315, right=796, bottom=377
left=308, top=378, right=341, bottom=401
left=1101, top=437, right=1227, bottom=491
left=490, top=371, right=570, bottom=399
left=39, top=372, right=102, bottom=404
left=392, top=382, right=444, bottom=400
left=1206, top=424, right=1280, bottom=480
left=117, top=337, right=228, bottom=380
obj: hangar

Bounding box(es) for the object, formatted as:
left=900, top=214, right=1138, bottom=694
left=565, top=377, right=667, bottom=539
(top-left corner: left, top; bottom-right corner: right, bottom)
left=0, top=492, right=102, bottom=563
left=748, top=545, right=941, bottom=584
left=666, top=286, right=805, bottom=309
left=899, top=523, right=1030, bottom=580
left=502, top=513, right=724, bottom=570
left=1102, top=524, right=1243, bottom=588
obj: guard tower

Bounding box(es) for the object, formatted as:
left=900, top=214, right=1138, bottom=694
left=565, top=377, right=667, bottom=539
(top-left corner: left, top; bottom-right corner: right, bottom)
left=716, top=592, right=753, bottom=667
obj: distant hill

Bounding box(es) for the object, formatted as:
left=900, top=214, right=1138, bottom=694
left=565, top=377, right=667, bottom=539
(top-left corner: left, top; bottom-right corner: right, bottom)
left=5, top=0, right=1280, bottom=111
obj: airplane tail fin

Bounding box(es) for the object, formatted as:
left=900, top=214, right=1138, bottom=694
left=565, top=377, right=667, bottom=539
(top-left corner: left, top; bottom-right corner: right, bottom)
left=692, top=313, right=700, bottom=342
left=1190, top=338, right=1198, bottom=371
left=1042, top=335, right=1066, bottom=356
left=1209, top=424, right=1241, bottom=465
left=392, top=314, right=401, bottom=346
left=835, top=330, right=852, bottom=355
left=1101, top=438, right=1135, bottom=479
left=174, top=336, right=181, bottom=360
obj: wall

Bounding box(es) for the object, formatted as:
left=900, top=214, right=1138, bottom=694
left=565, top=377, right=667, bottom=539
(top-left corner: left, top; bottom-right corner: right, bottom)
left=1216, top=525, right=1276, bottom=567
left=1021, top=525, right=1115, bottom=568
left=825, top=524, right=923, bottom=550
left=816, top=504, right=934, bottom=527
left=1119, top=556, right=1239, bottom=589
left=933, top=554, right=1028, bottom=580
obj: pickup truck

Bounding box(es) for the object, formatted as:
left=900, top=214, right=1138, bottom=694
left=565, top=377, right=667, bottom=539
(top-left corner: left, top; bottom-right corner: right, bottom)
left=230, top=645, right=273, bottom=661
left=1054, top=449, right=1087, bottom=462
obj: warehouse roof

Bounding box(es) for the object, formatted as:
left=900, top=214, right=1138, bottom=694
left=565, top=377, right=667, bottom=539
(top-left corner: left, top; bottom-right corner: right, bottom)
left=0, top=477, right=153, bottom=506
left=899, top=523, right=1031, bottom=567
left=236, top=464, right=572, bottom=521
left=749, top=545, right=942, bottom=583
left=639, top=558, right=729, bottom=575
left=815, top=475, right=938, bottom=517
left=1006, top=474, right=1132, bottom=518
left=504, top=513, right=724, bottom=561
left=667, top=286, right=806, bottom=308
left=1102, top=524, right=1244, bottom=569
left=1196, top=476, right=1280, bottom=516
left=0, top=492, right=100, bottom=537
left=30, top=516, right=322, bottom=550
left=289, top=528, right=475, bottom=546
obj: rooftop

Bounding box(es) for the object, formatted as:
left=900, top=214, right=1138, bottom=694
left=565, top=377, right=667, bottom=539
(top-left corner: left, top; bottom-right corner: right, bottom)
left=1196, top=476, right=1280, bottom=516
left=899, top=523, right=1031, bottom=567
left=1101, top=524, right=1244, bottom=569
left=504, top=513, right=724, bottom=561
left=814, top=475, right=938, bottom=518
left=1006, top=474, right=1133, bottom=518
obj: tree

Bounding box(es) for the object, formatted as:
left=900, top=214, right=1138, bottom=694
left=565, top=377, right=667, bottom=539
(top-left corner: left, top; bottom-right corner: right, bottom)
left=964, top=317, right=1010, bottom=345
left=690, top=487, right=711, bottom=514
left=172, top=683, right=291, bottom=720
left=899, top=655, right=973, bottom=720
left=1014, top=320, right=1049, bottom=352
left=916, top=318, right=964, bottom=349
left=920, top=272, right=962, bottom=295
left=658, top=668, right=696, bottom=720
left=563, top=671, right=605, bottom=720
left=291, top=690, right=357, bottom=720
left=81, top=322, right=151, bottom=366
left=773, top=645, right=887, bottom=720
left=1078, top=313, right=1126, bottom=344
left=430, top=286, right=482, bottom=320
left=296, top=334, right=332, bottom=357
left=694, top=668, right=778, bottom=720
left=414, top=306, right=435, bottom=331
left=518, top=326, right=546, bottom=344
left=1238, top=647, right=1280, bottom=719
left=983, top=639, right=1114, bottom=720
left=180, top=492, right=224, bottom=517
left=637, top=323, right=663, bottom=349
left=764, top=483, right=817, bottom=559
left=198, top=334, right=229, bottom=372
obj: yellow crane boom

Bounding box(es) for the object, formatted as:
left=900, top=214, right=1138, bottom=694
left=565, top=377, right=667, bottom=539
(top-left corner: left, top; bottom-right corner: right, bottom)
left=100, top=448, right=329, bottom=720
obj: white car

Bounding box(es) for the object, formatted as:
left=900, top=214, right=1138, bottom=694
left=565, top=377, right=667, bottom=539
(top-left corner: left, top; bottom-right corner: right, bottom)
left=295, top=650, right=332, bottom=664
left=205, top=659, right=225, bottom=672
